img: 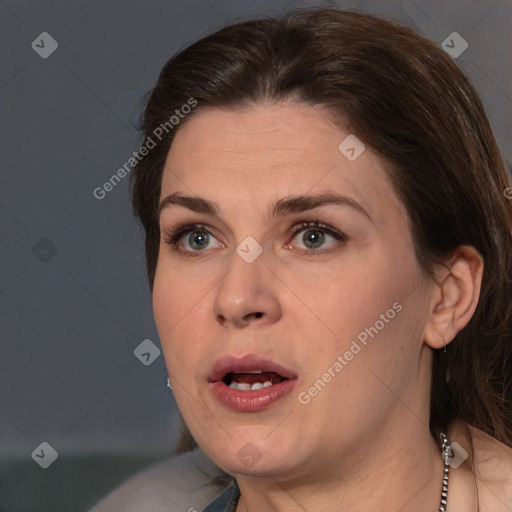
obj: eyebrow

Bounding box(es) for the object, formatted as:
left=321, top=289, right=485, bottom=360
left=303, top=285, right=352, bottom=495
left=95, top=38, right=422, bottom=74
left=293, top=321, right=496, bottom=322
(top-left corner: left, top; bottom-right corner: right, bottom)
left=158, top=191, right=373, bottom=223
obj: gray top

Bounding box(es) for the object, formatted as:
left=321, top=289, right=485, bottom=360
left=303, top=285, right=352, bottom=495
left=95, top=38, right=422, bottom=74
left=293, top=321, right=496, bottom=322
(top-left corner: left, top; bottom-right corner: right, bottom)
left=202, top=481, right=240, bottom=512
left=89, top=448, right=232, bottom=512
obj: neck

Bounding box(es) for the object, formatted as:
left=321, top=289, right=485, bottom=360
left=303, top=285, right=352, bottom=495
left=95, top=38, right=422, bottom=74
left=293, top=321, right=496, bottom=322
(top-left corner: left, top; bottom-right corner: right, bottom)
left=235, top=409, right=445, bottom=512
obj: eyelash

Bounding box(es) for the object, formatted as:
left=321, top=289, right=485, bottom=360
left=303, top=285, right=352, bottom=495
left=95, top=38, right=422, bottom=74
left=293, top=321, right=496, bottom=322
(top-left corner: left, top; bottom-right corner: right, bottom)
left=163, top=223, right=213, bottom=258
left=162, top=219, right=347, bottom=257
left=287, top=220, right=347, bottom=253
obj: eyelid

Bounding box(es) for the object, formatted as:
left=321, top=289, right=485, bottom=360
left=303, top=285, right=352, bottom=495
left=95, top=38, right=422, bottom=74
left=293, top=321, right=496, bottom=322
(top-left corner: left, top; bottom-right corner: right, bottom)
left=288, top=220, right=345, bottom=238
left=163, top=223, right=221, bottom=248
left=162, top=219, right=348, bottom=255
left=285, top=220, right=348, bottom=252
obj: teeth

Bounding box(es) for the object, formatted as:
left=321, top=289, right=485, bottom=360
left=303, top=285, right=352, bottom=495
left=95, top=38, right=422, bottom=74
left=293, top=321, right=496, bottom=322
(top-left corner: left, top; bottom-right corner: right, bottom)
left=228, top=380, right=274, bottom=391
left=234, top=370, right=262, bottom=374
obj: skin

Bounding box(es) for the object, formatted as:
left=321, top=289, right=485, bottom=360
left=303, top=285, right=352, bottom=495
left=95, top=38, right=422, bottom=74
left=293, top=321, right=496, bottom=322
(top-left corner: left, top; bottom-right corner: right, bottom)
left=152, top=103, right=506, bottom=511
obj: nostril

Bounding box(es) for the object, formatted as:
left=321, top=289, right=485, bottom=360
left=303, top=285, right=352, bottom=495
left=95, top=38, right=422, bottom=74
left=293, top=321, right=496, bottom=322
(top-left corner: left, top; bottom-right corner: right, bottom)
left=215, top=311, right=265, bottom=327
left=245, top=312, right=264, bottom=321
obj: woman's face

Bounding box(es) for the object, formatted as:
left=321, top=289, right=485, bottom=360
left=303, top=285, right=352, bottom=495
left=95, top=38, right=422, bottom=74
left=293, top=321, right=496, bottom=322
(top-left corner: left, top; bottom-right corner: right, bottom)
left=153, top=103, right=436, bottom=479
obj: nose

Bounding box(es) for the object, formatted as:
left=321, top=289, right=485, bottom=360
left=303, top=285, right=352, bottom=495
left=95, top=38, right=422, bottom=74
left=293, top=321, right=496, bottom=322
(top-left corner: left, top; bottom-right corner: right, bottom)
left=212, top=250, right=282, bottom=329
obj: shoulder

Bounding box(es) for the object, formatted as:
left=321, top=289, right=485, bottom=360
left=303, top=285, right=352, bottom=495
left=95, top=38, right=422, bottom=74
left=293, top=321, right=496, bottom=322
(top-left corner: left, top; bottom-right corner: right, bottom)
left=471, top=425, right=512, bottom=512
left=451, top=421, right=512, bottom=512
left=90, top=448, right=232, bottom=512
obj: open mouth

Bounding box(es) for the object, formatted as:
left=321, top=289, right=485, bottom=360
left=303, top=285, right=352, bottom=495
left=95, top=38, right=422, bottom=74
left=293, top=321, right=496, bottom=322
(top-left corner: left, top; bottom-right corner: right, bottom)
left=208, top=354, right=298, bottom=411
left=222, top=370, right=288, bottom=391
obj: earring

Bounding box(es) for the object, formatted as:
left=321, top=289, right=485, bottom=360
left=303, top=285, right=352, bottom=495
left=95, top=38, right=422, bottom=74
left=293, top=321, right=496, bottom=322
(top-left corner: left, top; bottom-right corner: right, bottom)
left=442, top=337, right=451, bottom=383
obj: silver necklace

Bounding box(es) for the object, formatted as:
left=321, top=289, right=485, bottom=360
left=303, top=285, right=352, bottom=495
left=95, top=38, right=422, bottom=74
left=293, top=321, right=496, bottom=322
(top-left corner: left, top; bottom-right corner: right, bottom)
left=439, top=432, right=451, bottom=512
left=236, top=432, right=453, bottom=511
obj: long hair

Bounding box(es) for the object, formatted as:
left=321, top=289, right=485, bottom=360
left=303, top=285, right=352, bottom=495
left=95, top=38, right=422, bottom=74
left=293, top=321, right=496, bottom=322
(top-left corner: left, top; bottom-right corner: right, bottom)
left=131, top=8, right=512, bottom=449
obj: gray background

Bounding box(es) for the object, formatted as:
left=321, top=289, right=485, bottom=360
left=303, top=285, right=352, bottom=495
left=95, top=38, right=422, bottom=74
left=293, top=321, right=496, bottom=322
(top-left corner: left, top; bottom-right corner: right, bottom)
left=1, top=0, right=511, bottom=511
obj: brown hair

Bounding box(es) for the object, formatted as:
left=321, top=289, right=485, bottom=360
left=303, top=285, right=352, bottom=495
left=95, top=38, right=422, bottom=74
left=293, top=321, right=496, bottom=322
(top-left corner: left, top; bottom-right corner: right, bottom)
left=131, top=8, right=512, bottom=449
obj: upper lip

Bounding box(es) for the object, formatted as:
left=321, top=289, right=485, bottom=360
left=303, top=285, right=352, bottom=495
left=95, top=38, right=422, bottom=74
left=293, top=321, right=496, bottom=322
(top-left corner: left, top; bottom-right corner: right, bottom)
left=208, top=354, right=297, bottom=383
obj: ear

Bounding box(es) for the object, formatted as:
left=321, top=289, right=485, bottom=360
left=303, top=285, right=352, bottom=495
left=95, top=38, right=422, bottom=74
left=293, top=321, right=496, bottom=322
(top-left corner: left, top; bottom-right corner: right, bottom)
left=423, top=245, right=484, bottom=349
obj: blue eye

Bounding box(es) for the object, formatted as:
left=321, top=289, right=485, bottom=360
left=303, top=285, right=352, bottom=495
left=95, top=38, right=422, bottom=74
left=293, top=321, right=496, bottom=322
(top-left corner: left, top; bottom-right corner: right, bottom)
left=299, top=229, right=326, bottom=249
left=186, top=230, right=210, bottom=250
left=164, top=224, right=223, bottom=254
left=163, top=220, right=346, bottom=257
left=288, top=222, right=346, bottom=252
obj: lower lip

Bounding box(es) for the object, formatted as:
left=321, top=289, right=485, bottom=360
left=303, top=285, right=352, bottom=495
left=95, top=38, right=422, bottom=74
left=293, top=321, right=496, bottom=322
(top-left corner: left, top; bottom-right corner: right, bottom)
left=210, top=379, right=298, bottom=412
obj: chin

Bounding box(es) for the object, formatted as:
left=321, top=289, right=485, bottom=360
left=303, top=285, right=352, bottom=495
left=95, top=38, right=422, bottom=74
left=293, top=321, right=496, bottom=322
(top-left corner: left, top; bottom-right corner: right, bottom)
left=216, top=450, right=298, bottom=478
left=197, top=429, right=305, bottom=478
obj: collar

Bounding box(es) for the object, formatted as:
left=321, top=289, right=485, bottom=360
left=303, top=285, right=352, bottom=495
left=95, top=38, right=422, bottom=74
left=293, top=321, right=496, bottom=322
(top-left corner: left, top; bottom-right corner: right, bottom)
left=202, top=480, right=240, bottom=512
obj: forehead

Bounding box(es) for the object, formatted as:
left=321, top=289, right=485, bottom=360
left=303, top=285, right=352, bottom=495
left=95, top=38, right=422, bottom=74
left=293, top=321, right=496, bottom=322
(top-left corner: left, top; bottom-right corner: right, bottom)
left=160, top=103, right=400, bottom=220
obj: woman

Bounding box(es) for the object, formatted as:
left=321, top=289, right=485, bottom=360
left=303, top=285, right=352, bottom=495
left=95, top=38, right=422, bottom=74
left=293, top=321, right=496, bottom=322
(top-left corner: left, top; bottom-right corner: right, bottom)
left=100, top=7, right=512, bottom=512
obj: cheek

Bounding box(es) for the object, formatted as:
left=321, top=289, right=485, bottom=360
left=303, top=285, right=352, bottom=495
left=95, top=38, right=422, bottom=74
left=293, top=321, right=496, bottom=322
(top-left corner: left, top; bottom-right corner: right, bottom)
left=153, top=265, right=198, bottom=370
left=152, top=257, right=221, bottom=384
left=153, top=253, right=207, bottom=330
left=152, top=276, right=179, bottom=337
left=315, top=247, right=423, bottom=365
left=292, top=250, right=410, bottom=339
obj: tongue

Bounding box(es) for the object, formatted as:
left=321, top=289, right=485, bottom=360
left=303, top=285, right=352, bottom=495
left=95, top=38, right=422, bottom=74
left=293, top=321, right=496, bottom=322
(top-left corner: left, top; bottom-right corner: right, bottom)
left=227, top=371, right=284, bottom=385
